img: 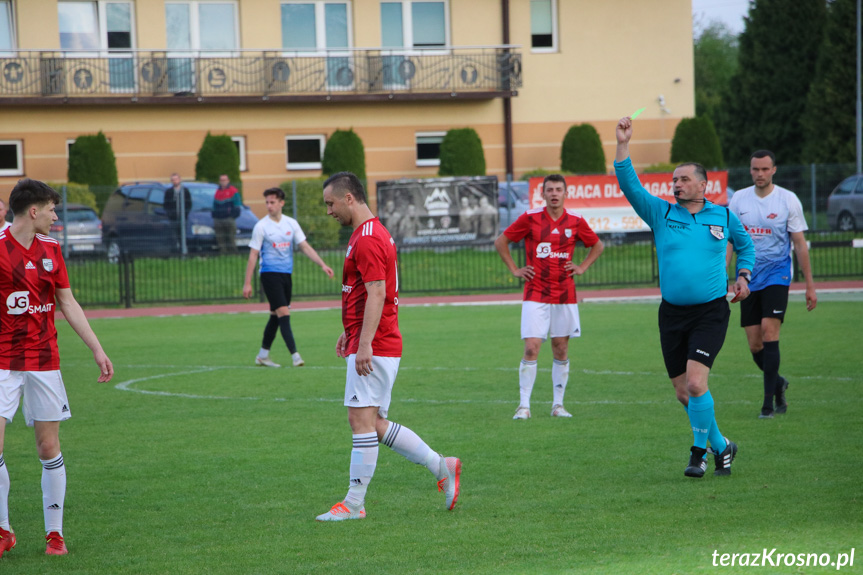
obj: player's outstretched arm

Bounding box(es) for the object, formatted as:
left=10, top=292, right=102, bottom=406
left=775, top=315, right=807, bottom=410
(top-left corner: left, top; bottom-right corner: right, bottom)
left=55, top=288, right=114, bottom=382
left=615, top=116, right=633, bottom=162
left=298, top=240, right=334, bottom=278
left=242, top=248, right=260, bottom=299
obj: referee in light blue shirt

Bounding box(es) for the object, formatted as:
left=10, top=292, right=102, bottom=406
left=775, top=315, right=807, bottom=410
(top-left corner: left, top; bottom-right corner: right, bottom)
left=613, top=115, right=755, bottom=479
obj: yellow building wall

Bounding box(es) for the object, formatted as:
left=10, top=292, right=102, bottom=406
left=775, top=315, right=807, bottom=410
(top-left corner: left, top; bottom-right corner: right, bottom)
left=1, top=0, right=694, bottom=212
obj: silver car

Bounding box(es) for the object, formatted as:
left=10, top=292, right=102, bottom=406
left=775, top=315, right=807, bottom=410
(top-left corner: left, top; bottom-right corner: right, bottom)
left=826, top=174, right=863, bottom=231
left=49, top=204, right=103, bottom=254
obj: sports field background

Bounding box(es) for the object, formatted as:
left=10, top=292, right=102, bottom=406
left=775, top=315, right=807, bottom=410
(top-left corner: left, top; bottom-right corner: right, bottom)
left=2, top=294, right=860, bottom=574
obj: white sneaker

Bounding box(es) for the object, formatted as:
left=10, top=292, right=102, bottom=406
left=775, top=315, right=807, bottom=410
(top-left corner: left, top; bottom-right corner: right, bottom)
left=255, top=356, right=280, bottom=368
left=513, top=406, right=531, bottom=420
left=437, top=456, right=462, bottom=511
left=315, top=501, right=366, bottom=521
left=292, top=352, right=305, bottom=367
left=551, top=404, right=573, bottom=418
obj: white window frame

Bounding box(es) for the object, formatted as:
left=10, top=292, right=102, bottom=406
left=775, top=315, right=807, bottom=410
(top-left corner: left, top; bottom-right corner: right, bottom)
left=231, top=135, right=247, bottom=172
left=415, top=131, right=445, bottom=167
left=381, top=1, right=450, bottom=53
left=530, top=0, right=558, bottom=53
left=165, top=1, right=239, bottom=55
left=0, top=1, right=16, bottom=55
left=0, top=140, right=23, bottom=176
left=280, top=1, right=353, bottom=90
left=285, top=135, right=326, bottom=171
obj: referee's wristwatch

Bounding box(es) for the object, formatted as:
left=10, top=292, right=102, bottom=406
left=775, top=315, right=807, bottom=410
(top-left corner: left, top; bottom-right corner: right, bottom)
left=738, top=271, right=752, bottom=284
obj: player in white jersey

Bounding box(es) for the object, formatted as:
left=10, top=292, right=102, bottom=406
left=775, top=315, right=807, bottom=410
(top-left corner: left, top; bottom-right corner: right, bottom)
left=243, top=187, right=334, bottom=367
left=727, top=150, right=817, bottom=418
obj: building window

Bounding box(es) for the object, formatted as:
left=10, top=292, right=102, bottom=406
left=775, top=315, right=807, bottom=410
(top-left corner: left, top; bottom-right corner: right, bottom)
left=231, top=136, right=247, bottom=172
left=381, top=1, right=447, bottom=49
left=530, top=0, right=556, bottom=51
left=281, top=2, right=352, bottom=88
left=166, top=1, right=238, bottom=51
left=0, top=140, right=23, bottom=176
left=286, top=135, right=325, bottom=170
left=0, top=1, right=14, bottom=52
left=416, top=132, right=445, bottom=167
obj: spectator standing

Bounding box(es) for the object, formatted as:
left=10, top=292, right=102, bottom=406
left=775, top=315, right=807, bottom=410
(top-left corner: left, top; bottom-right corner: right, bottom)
left=213, top=174, right=241, bottom=254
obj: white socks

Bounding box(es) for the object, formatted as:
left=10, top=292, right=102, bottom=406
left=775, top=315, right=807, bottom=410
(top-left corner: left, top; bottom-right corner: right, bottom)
left=552, top=359, right=570, bottom=406
left=381, top=421, right=443, bottom=480
left=258, top=347, right=269, bottom=359
left=345, top=433, right=377, bottom=509
left=41, top=454, right=65, bottom=535
left=0, top=455, right=9, bottom=531
left=518, top=359, right=538, bottom=408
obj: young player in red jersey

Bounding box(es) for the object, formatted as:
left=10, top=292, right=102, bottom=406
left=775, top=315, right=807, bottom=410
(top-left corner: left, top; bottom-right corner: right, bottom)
left=315, top=172, right=460, bottom=521
left=495, top=174, right=604, bottom=420
left=0, top=179, right=113, bottom=557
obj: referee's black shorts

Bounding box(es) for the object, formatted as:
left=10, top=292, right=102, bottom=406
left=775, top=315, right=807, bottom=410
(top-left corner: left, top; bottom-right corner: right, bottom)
left=658, top=296, right=730, bottom=379
left=739, top=284, right=789, bottom=326
left=260, top=272, right=293, bottom=311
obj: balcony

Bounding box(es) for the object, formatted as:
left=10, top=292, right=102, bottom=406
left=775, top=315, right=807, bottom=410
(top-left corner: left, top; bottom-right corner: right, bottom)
left=0, top=47, right=521, bottom=105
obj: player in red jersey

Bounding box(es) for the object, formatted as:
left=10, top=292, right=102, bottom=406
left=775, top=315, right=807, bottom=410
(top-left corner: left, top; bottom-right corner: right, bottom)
left=495, top=174, right=604, bottom=420
left=315, top=172, right=460, bottom=522
left=0, top=179, right=113, bottom=557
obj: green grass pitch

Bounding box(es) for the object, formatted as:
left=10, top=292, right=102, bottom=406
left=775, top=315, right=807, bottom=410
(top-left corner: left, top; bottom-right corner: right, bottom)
left=1, top=296, right=860, bottom=574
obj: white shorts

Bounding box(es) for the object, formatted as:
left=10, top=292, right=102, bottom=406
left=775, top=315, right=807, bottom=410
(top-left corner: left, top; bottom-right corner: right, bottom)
left=344, top=355, right=401, bottom=419
left=521, top=301, right=582, bottom=340
left=0, top=370, right=71, bottom=427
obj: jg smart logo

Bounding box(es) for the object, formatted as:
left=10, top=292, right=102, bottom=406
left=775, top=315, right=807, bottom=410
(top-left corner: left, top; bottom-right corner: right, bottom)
left=6, top=291, right=29, bottom=315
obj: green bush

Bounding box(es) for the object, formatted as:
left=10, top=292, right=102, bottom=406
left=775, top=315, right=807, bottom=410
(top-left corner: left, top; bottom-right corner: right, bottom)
left=642, top=162, right=678, bottom=174
left=561, top=124, right=606, bottom=174
left=438, top=128, right=486, bottom=176
left=279, top=178, right=343, bottom=249
left=46, top=182, right=99, bottom=211
left=195, top=133, right=241, bottom=190
left=322, top=129, right=366, bottom=181
left=670, top=116, right=724, bottom=169
left=67, top=131, right=118, bottom=187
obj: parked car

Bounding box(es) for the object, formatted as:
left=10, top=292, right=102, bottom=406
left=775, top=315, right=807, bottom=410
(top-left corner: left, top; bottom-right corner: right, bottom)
left=498, top=181, right=531, bottom=230
left=826, top=174, right=863, bottom=231
left=49, top=203, right=103, bottom=255
left=101, top=181, right=258, bottom=261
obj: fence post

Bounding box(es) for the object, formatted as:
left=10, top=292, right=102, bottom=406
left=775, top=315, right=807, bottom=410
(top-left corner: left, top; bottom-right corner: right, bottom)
left=811, top=163, right=817, bottom=231
left=292, top=180, right=298, bottom=221
left=122, top=255, right=133, bottom=308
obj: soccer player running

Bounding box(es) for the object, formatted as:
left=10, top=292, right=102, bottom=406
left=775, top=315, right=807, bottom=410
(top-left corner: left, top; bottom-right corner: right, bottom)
left=0, top=179, right=114, bottom=556
left=316, top=172, right=460, bottom=521
left=494, top=175, right=604, bottom=420
left=614, top=117, right=755, bottom=478
left=727, top=150, right=817, bottom=418
left=243, top=187, right=334, bottom=368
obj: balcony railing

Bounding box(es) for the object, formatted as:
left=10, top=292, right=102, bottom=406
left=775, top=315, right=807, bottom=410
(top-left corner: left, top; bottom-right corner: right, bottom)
left=0, top=47, right=521, bottom=104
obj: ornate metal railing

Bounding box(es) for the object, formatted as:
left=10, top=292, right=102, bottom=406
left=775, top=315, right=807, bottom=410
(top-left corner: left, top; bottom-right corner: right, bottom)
left=0, top=47, right=521, bottom=103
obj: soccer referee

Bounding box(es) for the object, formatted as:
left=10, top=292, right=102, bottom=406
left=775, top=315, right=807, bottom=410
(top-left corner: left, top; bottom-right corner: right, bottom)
left=613, top=116, right=756, bottom=478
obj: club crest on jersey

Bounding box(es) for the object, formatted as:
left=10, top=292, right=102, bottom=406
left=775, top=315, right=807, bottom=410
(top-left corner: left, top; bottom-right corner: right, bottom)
left=709, top=225, right=725, bottom=240
left=565, top=229, right=572, bottom=238
left=42, top=258, right=54, bottom=272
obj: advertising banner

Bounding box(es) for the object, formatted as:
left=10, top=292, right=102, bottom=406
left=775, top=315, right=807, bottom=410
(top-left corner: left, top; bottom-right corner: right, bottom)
left=528, top=172, right=728, bottom=233
left=376, top=176, right=498, bottom=246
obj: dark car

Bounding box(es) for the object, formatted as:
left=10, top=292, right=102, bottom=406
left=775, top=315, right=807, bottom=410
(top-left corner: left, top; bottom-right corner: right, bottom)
left=826, top=174, right=863, bottom=231
left=49, top=204, right=103, bottom=255
left=101, top=181, right=258, bottom=261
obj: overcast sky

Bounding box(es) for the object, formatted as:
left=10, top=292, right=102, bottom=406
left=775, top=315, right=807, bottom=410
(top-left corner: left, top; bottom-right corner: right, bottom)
left=692, top=0, right=751, bottom=36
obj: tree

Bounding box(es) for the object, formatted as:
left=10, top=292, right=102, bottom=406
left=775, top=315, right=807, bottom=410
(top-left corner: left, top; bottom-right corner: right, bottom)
left=560, top=124, right=606, bottom=174
left=670, top=116, right=724, bottom=168
left=802, top=0, right=858, bottom=163
left=438, top=128, right=486, bottom=176
left=195, top=133, right=241, bottom=187
left=720, top=0, right=826, bottom=165
left=280, top=178, right=341, bottom=248
left=693, top=21, right=739, bottom=133
left=67, top=131, right=118, bottom=187
left=322, top=129, right=366, bottom=181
